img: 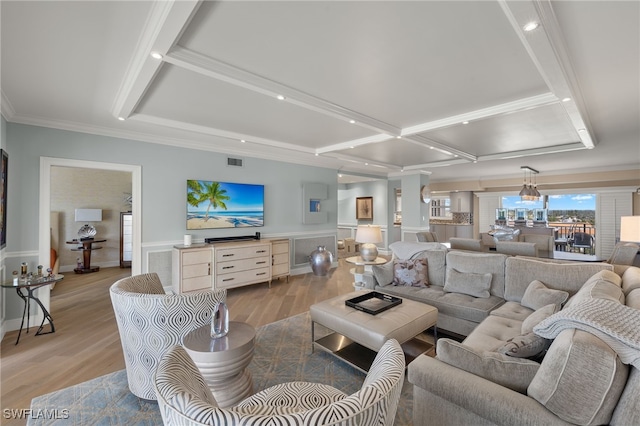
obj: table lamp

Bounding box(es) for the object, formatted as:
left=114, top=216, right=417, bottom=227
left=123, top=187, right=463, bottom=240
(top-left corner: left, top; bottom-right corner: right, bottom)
left=355, top=225, right=382, bottom=261
left=620, top=216, right=640, bottom=243
left=75, top=208, right=102, bottom=240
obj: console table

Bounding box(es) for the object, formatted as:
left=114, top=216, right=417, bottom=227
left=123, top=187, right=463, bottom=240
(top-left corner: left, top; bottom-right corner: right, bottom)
left=1, top=275, right=64, bottom=344
left=66, top=238, right=106, bottom=273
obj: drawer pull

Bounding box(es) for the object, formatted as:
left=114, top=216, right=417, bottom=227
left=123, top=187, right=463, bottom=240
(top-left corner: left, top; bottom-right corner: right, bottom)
left=222, top=266, right=234, bottom=270
left=256, top=272, right=267, bottom=276
left=256, top=261, right=267, bottom=265
left=222, top=278, right=235, bottom=282
left=222, top=254, right=234, bottom=257
left=256, top=250, right=267, bottom=253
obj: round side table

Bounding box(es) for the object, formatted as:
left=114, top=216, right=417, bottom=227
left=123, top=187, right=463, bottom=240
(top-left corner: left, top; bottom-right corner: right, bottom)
left=183, top=321, right=256, bottom=408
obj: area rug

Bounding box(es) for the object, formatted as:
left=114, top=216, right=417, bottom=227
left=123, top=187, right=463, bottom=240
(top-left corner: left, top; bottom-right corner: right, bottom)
left=29, top=312, right=413, bottom=425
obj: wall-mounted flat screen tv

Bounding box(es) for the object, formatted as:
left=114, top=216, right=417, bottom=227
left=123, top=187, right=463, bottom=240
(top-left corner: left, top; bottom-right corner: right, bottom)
left=187, top=180, right=264, bottom=229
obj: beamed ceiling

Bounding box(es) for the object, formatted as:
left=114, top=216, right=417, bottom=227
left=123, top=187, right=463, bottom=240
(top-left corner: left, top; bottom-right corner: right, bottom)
left=1, top=1, right=639, bottom=184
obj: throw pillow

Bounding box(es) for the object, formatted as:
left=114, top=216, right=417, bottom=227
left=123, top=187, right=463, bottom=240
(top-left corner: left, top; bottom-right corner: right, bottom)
left=520, top=280, right=569, bottom=311
left=443, top=268, right=492, bottom=298
left=521, top=303, right=560, bottom=334
left=392, top=258, right=429, bottom=287
left=372, top=261, right=394, bottom=287
left=436, top=338, right=540, bottom=393
left=497, top=332, right=552, bottom=359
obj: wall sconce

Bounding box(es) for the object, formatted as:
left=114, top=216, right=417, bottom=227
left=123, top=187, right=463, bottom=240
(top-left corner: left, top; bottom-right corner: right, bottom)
left=75, top=208, right=102, bottom=240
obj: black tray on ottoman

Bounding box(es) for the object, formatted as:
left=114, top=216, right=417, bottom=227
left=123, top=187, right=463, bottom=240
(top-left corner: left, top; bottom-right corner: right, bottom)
left=345, top=291, right=402, bottom=315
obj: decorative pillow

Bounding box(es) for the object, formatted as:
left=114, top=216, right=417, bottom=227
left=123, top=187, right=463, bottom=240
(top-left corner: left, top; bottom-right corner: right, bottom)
left=521, top=303, right=559, bottom=334
left=436, top=338, right=540, bottom=393
left=497, top=332, right=552, bottom=359
left=392, top=258, right=429, bottom=287
left=372, top=261, right=394, bottom=287
left=528, top=329, right=629, bottom=425
left=520, top=280, right=569, bottom=310
left=443, top=268, right=492, bottom=298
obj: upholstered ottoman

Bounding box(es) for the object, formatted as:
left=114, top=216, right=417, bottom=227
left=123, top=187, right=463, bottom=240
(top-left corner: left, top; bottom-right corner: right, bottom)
left=311, top=291, right=437, bottom=371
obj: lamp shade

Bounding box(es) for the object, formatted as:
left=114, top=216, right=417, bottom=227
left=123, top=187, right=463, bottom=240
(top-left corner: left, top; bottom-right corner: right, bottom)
left=75, top=208, right=102, bottom=222
left=355, top=225, right=383, bottom=243
left=620, top=216, right=640, bottom=243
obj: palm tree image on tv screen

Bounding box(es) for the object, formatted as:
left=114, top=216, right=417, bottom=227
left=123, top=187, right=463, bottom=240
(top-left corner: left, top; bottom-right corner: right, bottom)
left=186, top=180, right=264, bottom=229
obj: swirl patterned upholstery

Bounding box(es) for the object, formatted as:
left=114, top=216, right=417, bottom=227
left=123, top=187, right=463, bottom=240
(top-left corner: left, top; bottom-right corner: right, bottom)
left=154, top=339, right=405, bottom=425
left=110, top=272, right=226, bottom=400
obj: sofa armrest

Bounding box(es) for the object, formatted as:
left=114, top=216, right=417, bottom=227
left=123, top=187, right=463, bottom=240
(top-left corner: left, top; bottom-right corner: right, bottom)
left=408, top=355, right=571, bottom=426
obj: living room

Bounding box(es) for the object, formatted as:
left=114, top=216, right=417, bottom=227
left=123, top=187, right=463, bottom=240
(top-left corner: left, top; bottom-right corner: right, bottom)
left=1, top=1, right=639, bottom=424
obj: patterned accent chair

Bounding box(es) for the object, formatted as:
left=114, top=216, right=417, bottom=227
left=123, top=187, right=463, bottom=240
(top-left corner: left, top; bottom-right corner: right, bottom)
left=110, top=272, right=226, bottom=400
left=154, top=339, right=405, bottom=425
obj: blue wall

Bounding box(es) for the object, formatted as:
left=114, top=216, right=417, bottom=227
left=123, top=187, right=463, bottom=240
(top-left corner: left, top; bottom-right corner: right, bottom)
left=2, top=122, right=338, bottom=326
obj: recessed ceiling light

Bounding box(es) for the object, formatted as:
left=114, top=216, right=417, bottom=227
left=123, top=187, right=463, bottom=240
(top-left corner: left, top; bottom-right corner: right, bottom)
left=350, top=146, right=354, bottom=149
left=396, top=136, right=402, bottom=139
left=523, top=21, right=539, bottom=32
left=562, top=97, right=571, bottom=102
left=276, top=95, right=286, bottom=100
left=240, top=139, right=246, bottom=143
left=338, top=174, right=343, bottom=177
left=429, top=146, right=434, bottom=150
left=349, top=119, right=356, bottom=124
left=117, top=117, right=125, bottom=121
left=315, top=153, right=319, bottom=156
left=462, top=121, right=469, bottom=125
left=150, top=51, right=163, bottom=60
left=365, top=163, right=369, bottom=166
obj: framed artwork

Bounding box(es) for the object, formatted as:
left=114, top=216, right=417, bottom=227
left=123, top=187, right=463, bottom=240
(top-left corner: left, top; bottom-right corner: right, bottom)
left=1, top=149, right=7, bottom=249
left=356, top=196, right=373, bottom=220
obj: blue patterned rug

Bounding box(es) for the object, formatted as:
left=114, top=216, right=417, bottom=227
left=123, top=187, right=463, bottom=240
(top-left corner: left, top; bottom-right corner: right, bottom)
left=29, top=312, right=413, bottom=425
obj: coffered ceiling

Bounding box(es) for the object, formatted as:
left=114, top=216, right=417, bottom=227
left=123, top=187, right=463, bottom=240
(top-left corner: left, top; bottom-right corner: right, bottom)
left=1, top=1, right=638, bottom=183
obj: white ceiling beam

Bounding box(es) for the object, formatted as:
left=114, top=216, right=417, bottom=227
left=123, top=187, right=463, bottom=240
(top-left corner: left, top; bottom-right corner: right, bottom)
left=402, top=93, right=558, bottom=136
left=320, top=151, right=401, bottom=171
left=165, top=46, right=401, bottom=137
left=316, top=134, right=392, bottom=154
left=131, top=113, right=317, bottom=154
left=111, top=0, right=203, bottom=120
left=478, top=142, right=587, bottom=161
left=498, top=0, right=596, bottom=149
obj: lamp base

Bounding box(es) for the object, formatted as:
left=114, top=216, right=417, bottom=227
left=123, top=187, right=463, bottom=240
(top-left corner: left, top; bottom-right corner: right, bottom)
left=359, top=243, right=378, bottom=261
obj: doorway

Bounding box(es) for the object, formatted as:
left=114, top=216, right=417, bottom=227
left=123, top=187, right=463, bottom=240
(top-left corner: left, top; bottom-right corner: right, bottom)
left=38, top=157, right=142, bottom=316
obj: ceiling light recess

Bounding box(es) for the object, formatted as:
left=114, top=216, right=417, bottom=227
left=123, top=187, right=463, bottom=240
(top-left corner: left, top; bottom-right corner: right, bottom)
left=150, top=51, right=163, bottom=60
left=523, top=21, right=539, bottom=32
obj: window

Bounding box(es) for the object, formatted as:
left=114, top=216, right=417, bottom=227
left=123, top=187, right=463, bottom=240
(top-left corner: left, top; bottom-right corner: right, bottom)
left=431, top=196, right=451, bottom=219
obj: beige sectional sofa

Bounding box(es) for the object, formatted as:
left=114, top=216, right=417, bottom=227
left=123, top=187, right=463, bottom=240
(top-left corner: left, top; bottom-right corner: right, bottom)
left=363, top=241, right=640, bottom=426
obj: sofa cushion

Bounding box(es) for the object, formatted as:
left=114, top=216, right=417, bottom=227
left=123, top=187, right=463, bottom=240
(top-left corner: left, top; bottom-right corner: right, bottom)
left=621, top=265, right=640, bottom=295
left=446, top=251, right=508, bottom=298
left=378, top=284, right=504, bottom=325
left=372, top=261, right=394, bottom=287
left=520, top=280, right=569, bottom=311
left=627, top=288, right=640, bottom=309
left=565, top=270, right=624, bottom=308
left=436, top=338, right=540, bottom=394
left=528, top=329, right=629, bottom=425
left=504, top=257, right=613, bottom=303
left=443, top=268, right=491, bottom=298
left=463, top=315, right=525, bottom=353
left=497, top=332, right=552, bottom=359
left=521, top=303, right=559, bottom=335
left=489, top=301, right=533, bottom=322
left=393, top=258, right=429, bottom=287
left=403, top=247, right=447, bottom=287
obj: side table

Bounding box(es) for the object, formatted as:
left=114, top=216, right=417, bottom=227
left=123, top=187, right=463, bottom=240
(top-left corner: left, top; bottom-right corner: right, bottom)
left=183, top=321, right=256, bottom=408
left=66, top=238, right=106, bottom=273
left=345, top=256, right=387, bottom=290
left=1, top=274, right=64, bottom=344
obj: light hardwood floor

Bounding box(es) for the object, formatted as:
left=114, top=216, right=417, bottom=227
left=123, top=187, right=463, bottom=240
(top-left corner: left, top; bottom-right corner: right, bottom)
left=0, top=258, right=361, bottom=425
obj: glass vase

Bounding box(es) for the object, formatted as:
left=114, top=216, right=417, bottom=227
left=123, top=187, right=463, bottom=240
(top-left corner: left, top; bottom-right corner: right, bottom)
left=211, top=301, right=229, bottom=339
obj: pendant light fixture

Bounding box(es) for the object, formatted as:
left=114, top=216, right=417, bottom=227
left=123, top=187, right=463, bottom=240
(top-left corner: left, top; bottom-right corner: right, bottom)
left=519, top=166, right=540, bottom=201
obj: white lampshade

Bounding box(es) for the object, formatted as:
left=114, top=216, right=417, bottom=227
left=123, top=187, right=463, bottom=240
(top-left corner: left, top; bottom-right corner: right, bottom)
left=355, top=225, right=383, bottom=244
left=620, top=216, right=640, bottom=243
left=355, top=225, right=382, bottom=261
left=75, top=208, right=102, bottom=222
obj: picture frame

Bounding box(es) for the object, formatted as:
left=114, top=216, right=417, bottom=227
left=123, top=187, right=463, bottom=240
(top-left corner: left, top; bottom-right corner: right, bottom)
left=1, top=149, right=7, bottom=249
left=356, top=196, right=373, bottom=220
